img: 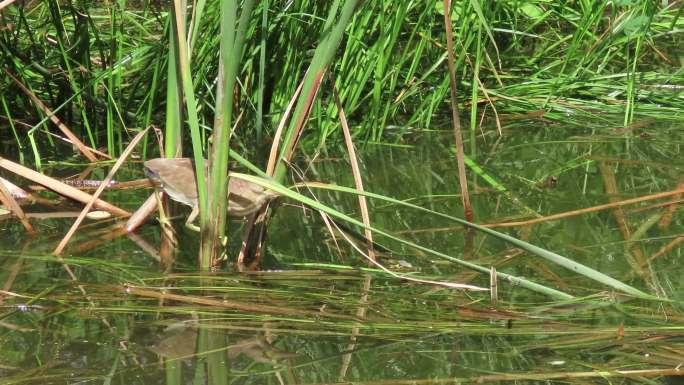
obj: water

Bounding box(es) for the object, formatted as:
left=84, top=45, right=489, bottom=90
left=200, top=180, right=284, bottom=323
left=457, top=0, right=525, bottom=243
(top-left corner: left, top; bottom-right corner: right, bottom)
left=0, top=116, right=682, bottom=384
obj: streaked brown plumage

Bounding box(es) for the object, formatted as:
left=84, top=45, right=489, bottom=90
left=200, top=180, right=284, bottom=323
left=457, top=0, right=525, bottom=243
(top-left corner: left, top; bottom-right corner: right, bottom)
left=144, top=158, right=278, bottom=227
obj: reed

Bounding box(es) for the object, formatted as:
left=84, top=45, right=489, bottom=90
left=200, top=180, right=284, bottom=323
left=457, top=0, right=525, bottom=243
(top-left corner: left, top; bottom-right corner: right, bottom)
left=0, top=0, right=681, bottom=290
left=2, top=1, right=681, bottom=155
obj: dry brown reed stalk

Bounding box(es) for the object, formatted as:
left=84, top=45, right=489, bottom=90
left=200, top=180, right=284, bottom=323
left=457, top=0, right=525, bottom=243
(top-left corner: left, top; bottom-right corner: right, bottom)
left=598, top=162, right=648, bottom=274
left=41, top=130, right=112, bottom=159
left=125, top=194, right=157, bottom=232
left=658, top=178, right=683, bottom=229
left=4, top=69, right=100, bottom=162
left=648, top=235, right=684, bottom=264
left=442, top=0, right=472, bottom=222
left=626, top=198, right=684, bottom=213
left=13, top=212, right=81, bottom=219
left=473, top=80, right=502, bottom=136
left=28, top=179, right=150, bottom=233
left=0, top=241, right=28, bottom=307
left=338, top=275, right=371, bottom=382
left=331, top=75, right=375, bottom=262
left=28, top=178, right=152, bottom=192
left=266, top=79, right=304, bottom=176
left=53, top=127, right=149, bottom=255
left=455, top=37, right=503, bottom=136
left=319, top=212, right=344, bottom=256
left=0, top=157, right=130, bottom=217
left=0, top=177, right=34, bottom=233
left=330, top=75, right=375, bottom=381
left=484, top=187, right=684, bottom=228
left=278, top=71, right=325, bottom=167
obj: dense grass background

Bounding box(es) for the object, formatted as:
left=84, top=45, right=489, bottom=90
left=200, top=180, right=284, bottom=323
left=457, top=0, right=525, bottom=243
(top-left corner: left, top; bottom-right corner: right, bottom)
left=1, top=1, right=682, bottom=159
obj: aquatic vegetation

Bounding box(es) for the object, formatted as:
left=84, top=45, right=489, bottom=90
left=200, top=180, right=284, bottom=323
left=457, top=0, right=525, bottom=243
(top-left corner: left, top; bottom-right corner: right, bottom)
left=0, top=1, right=682, bottom=383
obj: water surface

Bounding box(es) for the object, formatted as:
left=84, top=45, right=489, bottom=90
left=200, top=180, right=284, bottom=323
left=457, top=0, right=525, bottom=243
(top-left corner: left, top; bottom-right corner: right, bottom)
left=0, top=116, right=682, bottom=384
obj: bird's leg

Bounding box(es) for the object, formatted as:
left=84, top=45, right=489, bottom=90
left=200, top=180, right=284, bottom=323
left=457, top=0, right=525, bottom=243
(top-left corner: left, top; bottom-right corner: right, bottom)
left=236, top=213, right=258, bottom=271
left=185, top=206, right=200, bottom=232
left=153, top=190, right=177, bottom=246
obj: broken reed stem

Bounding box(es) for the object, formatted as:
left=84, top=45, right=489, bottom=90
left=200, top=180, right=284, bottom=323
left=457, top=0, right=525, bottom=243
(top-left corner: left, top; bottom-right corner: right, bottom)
left=53, top=127, right=149, bottom=255
left=0, top=157, right=130, bottom=217
left=331, top=74, right=375, bottom=262
left=4, top=69, right=100, bottom=162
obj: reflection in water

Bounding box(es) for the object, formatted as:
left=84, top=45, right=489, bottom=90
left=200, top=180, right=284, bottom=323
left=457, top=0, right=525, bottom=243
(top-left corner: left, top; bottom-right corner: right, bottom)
left=147, top=324, right=197, bottom=360
left=146, top=321, right=297, bottom=370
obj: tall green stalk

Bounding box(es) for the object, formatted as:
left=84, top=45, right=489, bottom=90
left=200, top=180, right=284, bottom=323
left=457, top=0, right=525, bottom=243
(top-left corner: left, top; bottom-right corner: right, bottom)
left=165, top=10, right=183, bottom=157
left=170, top=0, right=208, bottom=266
left=201, top=0, right=256, bottom=268
left=256, top=0, right=268, bottom=143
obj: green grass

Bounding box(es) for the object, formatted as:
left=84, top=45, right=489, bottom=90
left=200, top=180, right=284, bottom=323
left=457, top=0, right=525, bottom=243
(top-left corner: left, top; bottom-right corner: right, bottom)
left=1, top=1, right=682, bottom=157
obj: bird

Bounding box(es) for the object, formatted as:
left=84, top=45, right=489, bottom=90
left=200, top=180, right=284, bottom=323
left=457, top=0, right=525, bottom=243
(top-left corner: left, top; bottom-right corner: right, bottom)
left=144, top=157, right=279, bottom=230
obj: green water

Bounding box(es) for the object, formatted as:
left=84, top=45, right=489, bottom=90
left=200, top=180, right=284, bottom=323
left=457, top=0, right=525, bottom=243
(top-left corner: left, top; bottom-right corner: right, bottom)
left=0, top=117, right=683, bottom=384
